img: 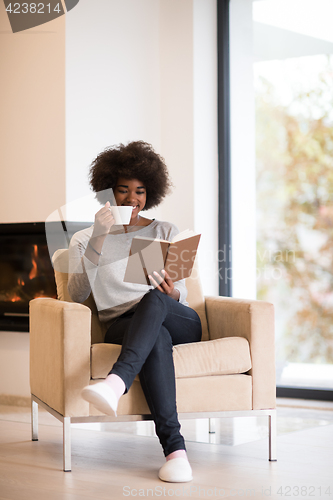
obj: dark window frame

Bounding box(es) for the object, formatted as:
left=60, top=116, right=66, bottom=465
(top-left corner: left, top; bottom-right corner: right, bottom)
left=217, top=0, right=232, bottom=298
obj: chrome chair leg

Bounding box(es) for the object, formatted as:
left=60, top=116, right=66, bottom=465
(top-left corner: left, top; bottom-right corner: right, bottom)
left=209, top=418, right=216, bottom=434
left=63, top=417, right=72, bottom=472
left=31, top=397, right=38, bottom=441
left=269, top=410, right=277, bottom=461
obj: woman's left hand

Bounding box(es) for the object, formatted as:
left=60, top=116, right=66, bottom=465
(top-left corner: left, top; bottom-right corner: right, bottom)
left=148, top=270, right=180, bottom=301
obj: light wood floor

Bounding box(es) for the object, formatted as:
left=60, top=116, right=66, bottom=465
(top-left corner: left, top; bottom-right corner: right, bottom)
left=0, top=399, right=332, bottom=499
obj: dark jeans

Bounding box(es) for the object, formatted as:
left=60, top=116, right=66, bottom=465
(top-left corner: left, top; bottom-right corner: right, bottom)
left=104, top=288, right=202, bottom=457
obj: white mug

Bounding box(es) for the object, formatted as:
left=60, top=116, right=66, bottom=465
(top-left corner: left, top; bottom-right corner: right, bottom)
left=109, top=205, right=133, bottom=225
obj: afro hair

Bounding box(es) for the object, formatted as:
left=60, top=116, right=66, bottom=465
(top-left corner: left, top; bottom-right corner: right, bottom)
left=89, top=141, right=172, bottom=210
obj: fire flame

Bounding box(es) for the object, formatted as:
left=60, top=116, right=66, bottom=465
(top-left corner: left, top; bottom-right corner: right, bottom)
left=6, top=244, right=52, bottom=303
left=10, top=295, right=21, bottom=302
left=8, top=278, right=24, bottom=302
left=29, top=245, right=38, bottom=280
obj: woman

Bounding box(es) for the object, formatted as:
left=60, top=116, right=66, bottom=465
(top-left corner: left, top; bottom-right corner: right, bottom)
left=68, top=141, right=202, bottom=482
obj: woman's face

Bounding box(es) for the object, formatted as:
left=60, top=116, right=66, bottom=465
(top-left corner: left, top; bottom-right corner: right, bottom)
left=114, top=178, right=147, bottom=220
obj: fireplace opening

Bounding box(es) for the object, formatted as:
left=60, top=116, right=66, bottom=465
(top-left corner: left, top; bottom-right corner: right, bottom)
left=0, top=238, right=56, bottom=307
left=0, top=222, right=91, bottom=332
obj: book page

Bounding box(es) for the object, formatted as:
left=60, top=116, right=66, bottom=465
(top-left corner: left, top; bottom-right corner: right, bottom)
left=165, top=234, right=201, bottom=281
left=171, top=229, right=196, bottom=243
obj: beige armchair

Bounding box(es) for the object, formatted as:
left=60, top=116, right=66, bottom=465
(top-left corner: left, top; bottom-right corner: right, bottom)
left=29, top=249, right=277, bottom=471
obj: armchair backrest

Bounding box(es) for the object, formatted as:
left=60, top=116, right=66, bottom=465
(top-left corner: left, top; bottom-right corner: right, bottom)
left=52, top=249, right=209, bottom=343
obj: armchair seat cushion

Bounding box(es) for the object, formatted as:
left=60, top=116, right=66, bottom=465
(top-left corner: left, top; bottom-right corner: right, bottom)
left=91, top=337, right=251, bottom=380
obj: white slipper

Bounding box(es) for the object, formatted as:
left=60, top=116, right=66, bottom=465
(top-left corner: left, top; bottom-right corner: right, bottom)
left=158, top=457, right=193, bottom=483
left=81, top=382, right=118, bottom=416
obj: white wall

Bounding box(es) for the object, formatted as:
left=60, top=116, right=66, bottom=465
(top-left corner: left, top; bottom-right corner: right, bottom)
left=158, top=0, right=194, bottom=229
left=0, top=332, right=30, bottom=399
left=65, top=0, right=162, bottom=221
left=193, top=0, right=218, bottom=295
left=0, top=4, right=66, bottom=224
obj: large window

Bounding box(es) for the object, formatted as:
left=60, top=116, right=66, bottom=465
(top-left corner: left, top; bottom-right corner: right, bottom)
left=253, top=0, right=333, bottom=391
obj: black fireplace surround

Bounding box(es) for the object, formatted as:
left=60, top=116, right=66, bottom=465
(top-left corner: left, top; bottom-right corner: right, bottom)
left=0, top=221, right=90, bottom=332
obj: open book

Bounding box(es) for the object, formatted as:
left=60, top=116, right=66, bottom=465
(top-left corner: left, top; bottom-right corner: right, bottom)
left=123, top=229, right=201, bottom=285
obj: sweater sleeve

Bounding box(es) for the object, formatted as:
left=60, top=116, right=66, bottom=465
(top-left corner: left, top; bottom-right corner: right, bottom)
left=67, top=229, right=99, bottom=303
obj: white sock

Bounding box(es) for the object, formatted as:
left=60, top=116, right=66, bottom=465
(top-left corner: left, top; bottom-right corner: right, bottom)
left=104, top=374, right=126, bottom=402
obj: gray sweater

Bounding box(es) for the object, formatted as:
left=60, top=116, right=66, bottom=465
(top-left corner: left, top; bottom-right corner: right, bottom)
left=67, top=220, right=189, bottom=324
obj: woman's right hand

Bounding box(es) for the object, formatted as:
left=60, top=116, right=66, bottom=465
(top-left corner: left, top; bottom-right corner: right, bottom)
left=91, top=201, right=115, bottom=239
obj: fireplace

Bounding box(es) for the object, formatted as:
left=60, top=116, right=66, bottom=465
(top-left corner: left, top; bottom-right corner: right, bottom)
left=0, top=222, right=90, bottom=332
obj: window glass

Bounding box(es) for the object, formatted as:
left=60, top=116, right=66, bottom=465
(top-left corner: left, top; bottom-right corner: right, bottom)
left=253, top=0, right=333, bottom=389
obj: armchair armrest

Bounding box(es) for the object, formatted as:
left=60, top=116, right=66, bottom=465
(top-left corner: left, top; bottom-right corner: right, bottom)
left=205, top=296, right=276, bottom=410
left=29, top=298, right=91, bottom=417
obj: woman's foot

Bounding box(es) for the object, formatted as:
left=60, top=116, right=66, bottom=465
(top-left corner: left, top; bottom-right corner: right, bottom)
left=158, top=450, right=192, bottom=483
left=81, top=374, right=125, bottom=417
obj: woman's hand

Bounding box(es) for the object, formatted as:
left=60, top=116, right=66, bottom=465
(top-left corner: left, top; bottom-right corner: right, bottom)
left=148, top=270, right=180, bottom=301
left=92, top=201, right=115, bottom=239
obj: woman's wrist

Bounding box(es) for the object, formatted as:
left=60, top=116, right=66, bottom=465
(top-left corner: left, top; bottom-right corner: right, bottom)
left=85, top=234, right=106, bottom=265
left=90, top=233, right=106, bottom=250
left=88, top=240, right=102, bottom=256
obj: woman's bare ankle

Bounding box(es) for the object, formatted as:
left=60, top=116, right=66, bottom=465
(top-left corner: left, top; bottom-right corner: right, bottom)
left=166, top=449, right=187, bottom=462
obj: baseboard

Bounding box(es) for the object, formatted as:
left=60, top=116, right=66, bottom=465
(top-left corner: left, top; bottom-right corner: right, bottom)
left=0, top=394, right=31, bottom=407
left=276, top=386, right=333, bottom=402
